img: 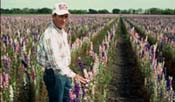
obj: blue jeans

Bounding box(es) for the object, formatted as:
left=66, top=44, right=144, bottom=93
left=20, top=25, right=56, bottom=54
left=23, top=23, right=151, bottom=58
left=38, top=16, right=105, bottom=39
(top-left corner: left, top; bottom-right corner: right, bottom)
left=44, top=69, right=72, bottom=102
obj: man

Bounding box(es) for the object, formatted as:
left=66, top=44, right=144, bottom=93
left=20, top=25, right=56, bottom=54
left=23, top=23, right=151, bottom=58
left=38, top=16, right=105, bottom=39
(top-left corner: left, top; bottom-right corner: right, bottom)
left=37, top=2, right=87, bottom=102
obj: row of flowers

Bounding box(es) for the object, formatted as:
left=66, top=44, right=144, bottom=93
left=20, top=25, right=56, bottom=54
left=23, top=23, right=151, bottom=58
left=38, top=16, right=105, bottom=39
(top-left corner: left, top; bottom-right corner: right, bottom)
left=125, top=15, right=175, bottom=47
left=69, top=21, right=118, bottom=102
left=124, top=15, right=175, bottom=76
left=124, top=19, right=175, bottom=102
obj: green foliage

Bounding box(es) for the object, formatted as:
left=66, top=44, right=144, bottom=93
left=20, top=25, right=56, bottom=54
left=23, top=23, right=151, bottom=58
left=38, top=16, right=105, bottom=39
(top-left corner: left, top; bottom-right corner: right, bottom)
left=98, top=9, right=110, bottom=14
left=94, top=62, right=112, bottom=102
left=69, top=10, right=88, bottom=14
left=147, top=8, right=162, bottom=14
left=145, top=8, right=175, bottom=15
left=1, top=8, right=175, bottom=14
left=92, top=18, right=117, bottom=53
left=88, top=9, right=98, bottom=14
left=162, top=9, right=175, bottom=15
left=112, top=9, right=120, bottom=14
left=0, top=8, right=51, bottom=14
left=37, top=8, right=51, bottom=14
left=120, top=9, right=130, bottom=14
left=147, top=35, right=157, bottom=45
left=162, top=44, right=175, bottom=75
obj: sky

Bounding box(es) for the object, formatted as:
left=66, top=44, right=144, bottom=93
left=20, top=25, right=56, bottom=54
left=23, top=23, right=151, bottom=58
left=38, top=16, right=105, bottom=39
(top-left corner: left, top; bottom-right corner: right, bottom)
left=1, top=0, right=175, bottom=11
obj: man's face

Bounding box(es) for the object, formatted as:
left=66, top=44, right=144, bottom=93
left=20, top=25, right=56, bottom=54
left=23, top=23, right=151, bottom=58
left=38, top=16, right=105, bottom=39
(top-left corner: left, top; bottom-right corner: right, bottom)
left=53, top=14, right=68, bottom=29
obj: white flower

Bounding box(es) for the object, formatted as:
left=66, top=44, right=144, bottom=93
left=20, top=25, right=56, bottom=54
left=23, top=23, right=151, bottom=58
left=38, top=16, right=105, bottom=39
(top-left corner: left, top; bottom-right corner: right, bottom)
left=9, top=85, right=14, bottom=101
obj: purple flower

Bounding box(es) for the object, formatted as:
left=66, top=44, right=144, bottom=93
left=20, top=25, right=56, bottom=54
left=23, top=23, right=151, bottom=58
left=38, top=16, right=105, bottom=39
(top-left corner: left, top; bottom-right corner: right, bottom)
left=74, top=82, right=80, bottom=97
left=22, top=35, right=28, bottom=45
left=81, top=85, right=86, bottom=98
left=139, top=50, right=144, bottom=58
left=102, top=51, right=105, bottom=57
left=159, top=89, right=163, bottom=98
left=4, top=57, right=10, bottom=73
left=157, top=74, right=162, bottom=83
left=2, top=34, right=8, bottom=46
left=73, top=98, right=80, bottom=102
left=77, top=57, right=84, bottom=71
left=33, top=32, right=38, bottom=42
left=24, top=53, right=29, bottom=64
left=166, top=77, right=172, bottom=91
left=144, top=43, right=150, bottom=51
left=162, top=67, right=167, bottom=76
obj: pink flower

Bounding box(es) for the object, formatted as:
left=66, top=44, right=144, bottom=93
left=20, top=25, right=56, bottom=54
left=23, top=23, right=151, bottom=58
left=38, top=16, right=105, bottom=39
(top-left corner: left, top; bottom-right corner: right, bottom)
left=90, top=42, right=93, bottom=51
left=4, top=73, right=9, bottom=88
left=32, top=68, right=36, bottom=82
left=15, top=43, right=20, bottom=54
left=157, top=63, right=163, bottom=75
left=102, top=52, right=107, bottom=65
left=153, top=68, right=157, bottom=79
left=92, top=66, right=97, bottom=76
left=69, top=89, right=76, bottom=101
left=88, top=71, right=93, bottom=81
left=0, top=73, right=3, bottom=88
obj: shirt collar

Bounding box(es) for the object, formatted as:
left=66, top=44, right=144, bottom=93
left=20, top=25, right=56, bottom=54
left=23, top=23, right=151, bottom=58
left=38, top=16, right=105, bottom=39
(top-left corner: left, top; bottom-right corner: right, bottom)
left=51, top=22, right=64, bottom=33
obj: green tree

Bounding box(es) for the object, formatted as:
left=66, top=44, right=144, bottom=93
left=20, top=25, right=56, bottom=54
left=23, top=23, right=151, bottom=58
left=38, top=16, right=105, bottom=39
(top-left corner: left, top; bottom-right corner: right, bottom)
left=22, top=8, right=30, bottom=14
left=88, top=9, right=98, bottom=14
left=120, top=9, right=129, bottom=14
left=148, top=8, right=162, bottom=14
left=128, top=9, right=136, bottom=14
left=28, top=8, right=38, bottom=14
left=162, top=9, right=174, bottom=15
left=135, top=8, right=144, bottom=14
left=11, top=8, right=22, bottom=13
left=98, top=9, right=110, bottom=14
left=37, top=8, right=52, bottom=14
left=0, top=8, right=12, bottom=13
left=69, top=10, right=88, bottom=14
left=112, top=9, right=120, bottom=14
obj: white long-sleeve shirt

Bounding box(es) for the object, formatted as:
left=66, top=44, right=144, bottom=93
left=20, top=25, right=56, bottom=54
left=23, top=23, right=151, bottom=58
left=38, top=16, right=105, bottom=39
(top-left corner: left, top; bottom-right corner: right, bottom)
left=37, top=22, right=76, bottom=78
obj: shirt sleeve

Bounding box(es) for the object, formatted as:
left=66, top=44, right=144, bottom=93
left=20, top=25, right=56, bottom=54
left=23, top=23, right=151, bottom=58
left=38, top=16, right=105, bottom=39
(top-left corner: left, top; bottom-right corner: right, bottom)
left=43, top=34, right=76, bottom=78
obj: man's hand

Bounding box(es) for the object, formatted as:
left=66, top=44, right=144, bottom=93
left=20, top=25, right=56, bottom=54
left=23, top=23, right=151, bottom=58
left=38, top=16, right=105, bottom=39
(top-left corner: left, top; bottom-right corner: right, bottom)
left=74, top=74, right=87, bottom=84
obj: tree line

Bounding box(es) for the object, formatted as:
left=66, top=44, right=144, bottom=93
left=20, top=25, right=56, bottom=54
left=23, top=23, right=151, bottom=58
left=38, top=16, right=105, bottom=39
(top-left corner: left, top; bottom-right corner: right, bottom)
left=1, top=8, right=175, bottom=15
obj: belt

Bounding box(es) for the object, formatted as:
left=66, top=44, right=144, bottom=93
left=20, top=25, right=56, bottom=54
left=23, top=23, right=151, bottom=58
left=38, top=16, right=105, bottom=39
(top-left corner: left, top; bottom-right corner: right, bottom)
left=45, top=68, right=68, bottom=77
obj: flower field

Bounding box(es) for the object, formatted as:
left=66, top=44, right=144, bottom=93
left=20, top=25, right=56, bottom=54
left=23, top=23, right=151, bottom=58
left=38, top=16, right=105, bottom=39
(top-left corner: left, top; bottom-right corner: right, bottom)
left=0, top=14, right=175, bottom=102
